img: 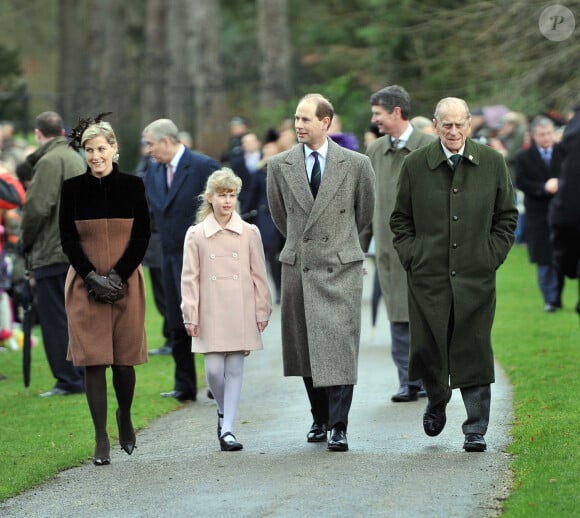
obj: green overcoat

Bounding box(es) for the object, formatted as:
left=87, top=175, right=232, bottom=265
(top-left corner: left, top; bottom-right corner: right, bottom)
left=390, top=138, right=517, bottom=389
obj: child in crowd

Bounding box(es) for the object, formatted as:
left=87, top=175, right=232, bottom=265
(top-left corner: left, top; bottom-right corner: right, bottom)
left=181, top=168, right=272, bottom=451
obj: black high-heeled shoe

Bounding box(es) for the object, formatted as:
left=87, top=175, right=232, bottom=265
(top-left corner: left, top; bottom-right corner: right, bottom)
left=219, top=432, right=243, bottom=451
left=93, top=436, right=111, bottom=466
left=217, top=410, right=223, bottom=439
left=116, top=408, right=136, bottom=455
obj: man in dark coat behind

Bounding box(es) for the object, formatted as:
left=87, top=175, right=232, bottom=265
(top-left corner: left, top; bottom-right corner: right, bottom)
left=142, top=119, right=220, bottom=402
left=267, top=93, right=375, bottom=452
left=515, top=116, right=563, bottom=312
left=549, top=105, right=580, bottom=315
left=390, top=97, right=517, bottom=452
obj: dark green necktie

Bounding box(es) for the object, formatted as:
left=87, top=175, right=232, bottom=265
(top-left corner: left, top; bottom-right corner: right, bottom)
left=310, top=151, right=321, bottom=197
left=450, top=154, right=462, bottom=170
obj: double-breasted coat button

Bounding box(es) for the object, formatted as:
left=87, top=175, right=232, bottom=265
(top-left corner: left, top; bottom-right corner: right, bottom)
left=452, top=215, right=459, bottom=221
left=340, top=209, right=346, bottom=213
left=322, top=236, right=328, bottom=242
left=211, top=275, right=217, bottom=280
left=232, top=252, right=238, bottom=258
left=233, top=275, right=238, bottom=280
left=453, top=187, right=459, bottom=194
left=451, top=271, right=456, bottom=276
left=210, top=253, right=215, bottom=259
left=452, top=243, right=458, bottom=249
left=327, top=267, right=333, bottom=273
left=303, top=267, right=310, bottom=272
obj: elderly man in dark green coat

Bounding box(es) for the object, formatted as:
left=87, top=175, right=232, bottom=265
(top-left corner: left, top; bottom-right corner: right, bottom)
left=390, top=97, right=517, bottom=452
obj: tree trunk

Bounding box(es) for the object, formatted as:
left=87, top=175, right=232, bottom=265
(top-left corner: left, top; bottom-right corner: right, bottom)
left=188, top=0, right=227, bottom=159
left=166, top=0, right=194, bottom=134
left=141, top=0, right=168, bottom=128
left=101, top=0, right=129, bottom=127
left=58, top=0, right=84, bottom=125
left=257, top=0, right=291, bottom=108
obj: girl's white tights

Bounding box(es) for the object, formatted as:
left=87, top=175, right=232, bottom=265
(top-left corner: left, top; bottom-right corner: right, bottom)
left=204, top=352, right=245, bottom=437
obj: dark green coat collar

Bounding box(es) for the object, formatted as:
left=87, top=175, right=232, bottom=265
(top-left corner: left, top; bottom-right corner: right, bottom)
left=426, top=138, right=481, bottom=170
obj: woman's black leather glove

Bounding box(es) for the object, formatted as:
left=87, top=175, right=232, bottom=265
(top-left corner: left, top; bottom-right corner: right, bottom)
left=84, top=271, right=123, bottom=304
left=107, top=269, right=126, bottom=298
left=107, top=269, right=123, bottom=288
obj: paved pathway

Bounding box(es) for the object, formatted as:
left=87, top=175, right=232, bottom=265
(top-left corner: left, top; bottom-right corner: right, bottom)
left=0, top=260, right=513, bottom=517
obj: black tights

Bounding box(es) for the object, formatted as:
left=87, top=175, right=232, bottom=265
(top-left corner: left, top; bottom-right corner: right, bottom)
left=85, top=365, right=135, bottom=444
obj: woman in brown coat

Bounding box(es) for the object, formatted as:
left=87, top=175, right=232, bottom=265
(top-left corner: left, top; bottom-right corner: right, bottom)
left=59, top=119, right=150, bottom=465
left=181, top=168, right=271, bottom=451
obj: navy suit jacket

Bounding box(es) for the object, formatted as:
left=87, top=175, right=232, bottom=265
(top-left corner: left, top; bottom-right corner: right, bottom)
left=144, top=148, right=220, bottom=256
left=515, top=145, right=557, bottom=265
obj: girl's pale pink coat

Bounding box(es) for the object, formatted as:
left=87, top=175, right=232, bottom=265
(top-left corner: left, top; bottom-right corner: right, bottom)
left=181, top=211, right=272, bottom=353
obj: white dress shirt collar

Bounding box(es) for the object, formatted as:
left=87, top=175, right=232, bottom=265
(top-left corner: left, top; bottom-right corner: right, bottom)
left=169, top=144, right=186, bottom=171
left=393, top=123, right=414, bottom=148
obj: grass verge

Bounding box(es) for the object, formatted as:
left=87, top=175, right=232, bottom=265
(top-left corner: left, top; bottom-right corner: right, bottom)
left=494, top=245, right=579, bottom=517
left=0, top=270, right=204, bottom=500
left=0, top=249, right=578, bottom=515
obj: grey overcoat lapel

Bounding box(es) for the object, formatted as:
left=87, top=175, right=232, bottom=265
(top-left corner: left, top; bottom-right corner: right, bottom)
left=279, top=139, right=348, bottom=232
left=280, top=144, right=313, bottom=215
left=306, top=139, right=347, bottom=231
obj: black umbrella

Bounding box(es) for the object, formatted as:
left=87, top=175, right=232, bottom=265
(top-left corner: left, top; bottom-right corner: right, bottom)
left=21, top=257, right=33, bottom=392
left=371, top=269, right=381, bottom=327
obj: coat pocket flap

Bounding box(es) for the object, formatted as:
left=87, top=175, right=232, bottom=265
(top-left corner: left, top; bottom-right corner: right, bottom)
left=338, top=249, right=365, bottom=264
left=279, top=248, right=296, bottom=265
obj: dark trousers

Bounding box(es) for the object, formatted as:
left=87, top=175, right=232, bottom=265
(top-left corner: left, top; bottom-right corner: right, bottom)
left=537, top=264, right=564, bottom=306
left=35, top=271, right=84, bottom=392
left=148, top=266, right=170, bottom=341
left=162, top=253, right=197, bottom=397
left=390, top=321, right=422, bottom=389
left=424, top=383, right=491, bottom=435
left=460, top=384, right=491, bottom=435
left=303, top=377, right=353, bottom=430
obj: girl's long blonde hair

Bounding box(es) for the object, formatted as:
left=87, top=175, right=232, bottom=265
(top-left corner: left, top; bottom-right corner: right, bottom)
left=195, top=167, right=242, bottom=223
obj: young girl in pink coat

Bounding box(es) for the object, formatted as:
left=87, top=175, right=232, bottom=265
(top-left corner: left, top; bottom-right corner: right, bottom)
left=181, top=168, right=272, bottom=451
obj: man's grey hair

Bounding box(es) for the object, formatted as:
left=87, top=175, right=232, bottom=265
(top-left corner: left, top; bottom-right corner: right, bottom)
left=530, top=115, right=554, bottom=133
left=143, top=119, right=180, bottom=143
left=433, top=97, right=471, bottom=122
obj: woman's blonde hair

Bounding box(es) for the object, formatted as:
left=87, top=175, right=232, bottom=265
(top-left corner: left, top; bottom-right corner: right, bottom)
left=195, top=167, right=242, bottom=223
left=81, top=121, right=119, bottom=161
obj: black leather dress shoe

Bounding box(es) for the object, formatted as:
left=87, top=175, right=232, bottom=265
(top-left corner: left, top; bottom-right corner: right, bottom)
left=220, top=433, right=243, bottom=451
left=39, top=387, right=73, bottom=398
left=149, top=345, right=173, bottom=356
left=217, top=410, right=223, bottom=439
left=391, top=386, right=419, bottom=402
left=307, top=423, right=327, bottom=443
left=423, top=390, right=452, bottom=437
left=463, top=433, right=487, bottom=452
left=327, top=428, right=348, bottom=451
left=160, top=390, right=196, bottom=402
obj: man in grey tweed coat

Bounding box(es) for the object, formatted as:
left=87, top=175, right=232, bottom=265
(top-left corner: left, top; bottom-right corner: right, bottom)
left=267, top=93, right=375, bottom=451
